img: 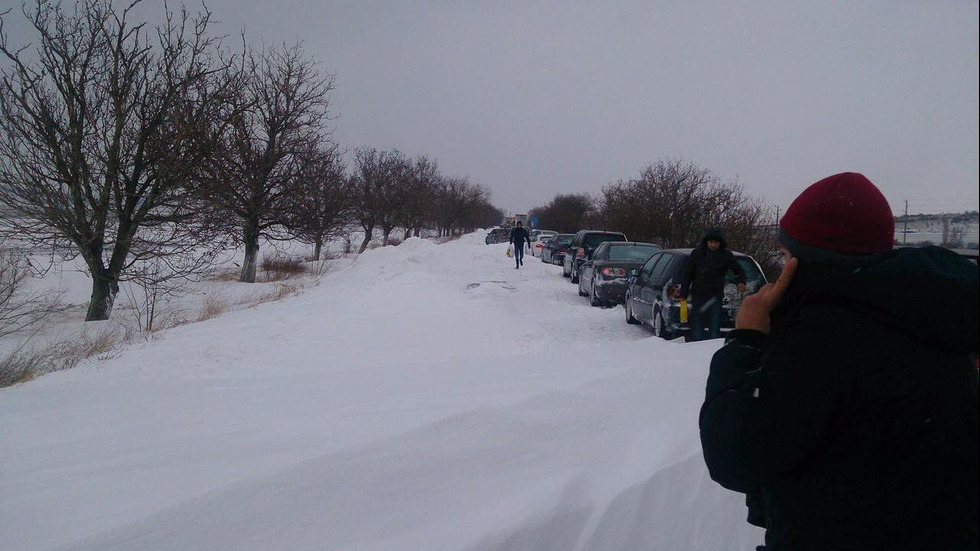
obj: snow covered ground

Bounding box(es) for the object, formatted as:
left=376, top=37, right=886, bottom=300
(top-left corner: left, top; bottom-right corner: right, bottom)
left=1, top=232, right=763, bottom=550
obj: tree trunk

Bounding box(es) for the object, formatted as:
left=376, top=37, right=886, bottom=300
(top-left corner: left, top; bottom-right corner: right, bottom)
left=240, top=220, right=260, bottom=283
left=403, top=228, right=411, bottom=241
left=382, top=228, right=392, bottom=246
left=414, top=228, right=421, bottom=237
left=358, top=226, right=373, bottom=254
left=312, top=239, right=323, bottom=262
left=86, top=268, right=119, bottom=321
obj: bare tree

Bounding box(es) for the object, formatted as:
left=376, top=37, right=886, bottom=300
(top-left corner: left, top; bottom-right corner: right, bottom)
left=120, top=257, right=185, bottom=333
left=431, top=176, right=469, bottom=237
left=597, top=159, right=721, bottom=247
left=284, top=143, right=349, bottom=261
left=349, top=147, right=402, bottom=253
left=0, top=0, right=236, bottom=320
left=0, top=244, right=65, bottom=339
left=432, top=177, right=501, bottom=236
left=397, top=155, right=440, bottom=240
left=204, top=43, right=334, bottom=282
left=598, top=158, right=780, bottom=279
left=377, top=150, right=412, bottom=246
left=527, top=193, right=595, bottom=233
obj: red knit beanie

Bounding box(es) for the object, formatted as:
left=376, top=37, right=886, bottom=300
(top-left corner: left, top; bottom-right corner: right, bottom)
left=779, top=172, right=894, bottom=260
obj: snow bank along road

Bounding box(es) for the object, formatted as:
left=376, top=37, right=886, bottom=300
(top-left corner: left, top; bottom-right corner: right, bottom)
left=1, top=233, right=763, bottom=550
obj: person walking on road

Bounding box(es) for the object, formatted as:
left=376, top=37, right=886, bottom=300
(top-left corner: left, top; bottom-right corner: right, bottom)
left=678, top=228, right=746, bottom=341
left=510, top=221, right=532, bottom=269
left=699, top=172, right=979, bottom=550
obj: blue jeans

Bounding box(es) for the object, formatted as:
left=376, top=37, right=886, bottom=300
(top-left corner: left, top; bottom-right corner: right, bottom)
left=690, top=296, right=723, bottom=341
left=513, top=243, right=524, bottom=266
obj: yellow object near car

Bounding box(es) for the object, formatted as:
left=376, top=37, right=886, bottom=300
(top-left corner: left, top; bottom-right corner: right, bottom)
left=679, top=299, right=689, bottom=323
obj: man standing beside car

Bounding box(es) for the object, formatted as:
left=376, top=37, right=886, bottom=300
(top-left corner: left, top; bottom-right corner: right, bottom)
left=699, top=172, right=979, bottom=550
left=509, top=221, right=532, bottom=269
left=678, top=227, right=746, bottom=341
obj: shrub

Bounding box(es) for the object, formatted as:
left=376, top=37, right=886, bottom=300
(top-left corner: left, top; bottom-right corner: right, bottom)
left=197, top=294, right=229, bottom=322
left=0, top=343, right=50, bottom=387
left=249, top=283, right=299, bottom=307
left=260, top=255, right=305, bottom=280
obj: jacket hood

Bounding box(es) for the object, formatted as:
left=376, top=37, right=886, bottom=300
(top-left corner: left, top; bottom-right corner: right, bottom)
left=701, top=228, right=728, bottom=249
left=775, top=247, right=979, bottom=353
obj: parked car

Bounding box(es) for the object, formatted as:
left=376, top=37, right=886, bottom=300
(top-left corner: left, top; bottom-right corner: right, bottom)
left=563, top=230, right=628, bottom=283
left=624, top=248, right=767, bottom=340
left=530, top=230, right=557, bottom=257
left=576, top=242, right=661, bottom=306
left=541, top=233, right=574, bottom=265
left=485, top=227, right=512, bottom=244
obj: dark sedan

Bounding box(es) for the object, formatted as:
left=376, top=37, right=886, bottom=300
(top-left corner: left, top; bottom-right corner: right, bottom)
left=485, top=227, right=512, bottom=244
left=624, top=248, right=767, bottom=340
left=577, top=242, right=661, bottom=306
left=563, top=230, right=628, bottom=283
left=541, top=233, right=574, bottom=265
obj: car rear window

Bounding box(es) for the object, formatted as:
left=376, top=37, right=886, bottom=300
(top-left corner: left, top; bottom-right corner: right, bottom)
left=729, top=258, right=765, bottom=285
left=555, top=236, right=573, bottom=245
left=608, top=245, right=660, bottom=261
left=583, top=233, right=626, bottom=248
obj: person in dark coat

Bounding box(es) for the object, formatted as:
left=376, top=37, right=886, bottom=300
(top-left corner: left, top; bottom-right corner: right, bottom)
left=699, top=172, right=979, bottom=550
left=509, top=221, right=532, bottom=269
left=679, top=228, right=747, bottom=340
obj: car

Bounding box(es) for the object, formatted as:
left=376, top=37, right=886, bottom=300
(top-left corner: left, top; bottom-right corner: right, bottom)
left=624, top=248, right=767, bottom=340
left=576, top=242, right=661, bottom=306
left=563, top=230, right=628, bottom=283
left=541, top=233, right=574, bottom=265
left=484, top=227, right=512, bottom=244
left=529, top=230, right=557, bottom=257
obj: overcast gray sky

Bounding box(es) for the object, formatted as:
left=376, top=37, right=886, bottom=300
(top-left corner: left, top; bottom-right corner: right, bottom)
left=6, top=1, right=978, bottom=215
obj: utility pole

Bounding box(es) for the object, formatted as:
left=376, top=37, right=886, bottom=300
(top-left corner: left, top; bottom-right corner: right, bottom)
left=775, top=206, right=780, bottom=226
left=903, top=200, right=909, bottom=245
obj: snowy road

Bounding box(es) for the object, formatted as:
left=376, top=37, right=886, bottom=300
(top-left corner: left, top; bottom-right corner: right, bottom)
left=1, top=233, right=763, bottom=550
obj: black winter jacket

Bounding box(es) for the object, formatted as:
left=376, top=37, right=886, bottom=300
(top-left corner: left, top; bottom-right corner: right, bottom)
left=509, top=227, right=531, bottom=248
left=700, top=247, right=979, bottom=550
left=680, top=230, right=746, bottom=301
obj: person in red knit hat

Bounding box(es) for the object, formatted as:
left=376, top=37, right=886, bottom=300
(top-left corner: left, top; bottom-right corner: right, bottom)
left=699, top=172, right=979, bottom=550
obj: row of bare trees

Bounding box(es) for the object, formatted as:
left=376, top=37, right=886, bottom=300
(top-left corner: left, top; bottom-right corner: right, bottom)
left=341, top=147, right=502, bottom=254
left=0, top=1, right=502, bottom=322
left=527, top=159, right=781, bottom=280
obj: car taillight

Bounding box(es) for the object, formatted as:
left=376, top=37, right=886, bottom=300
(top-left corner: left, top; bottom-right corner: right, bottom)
left=601, top=267, right=626, bottom=277
left=535, top=243, right=543, bottom=248
left=576, top=247, right=585, bottom=258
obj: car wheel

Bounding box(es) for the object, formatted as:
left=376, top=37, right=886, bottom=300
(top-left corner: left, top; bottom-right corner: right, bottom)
left=589, top=278, right=603, bottom=307
left=625, top=294, right=640, bottom=325
left=578, top=275, right=588, bottom=297
left=653, top=307, right=673, bottom=340
left=570, top=267, right=579, bottom=284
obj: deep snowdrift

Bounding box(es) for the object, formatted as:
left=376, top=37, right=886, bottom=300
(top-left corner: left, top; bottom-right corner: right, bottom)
left=0, top=233, right=763, bottom=550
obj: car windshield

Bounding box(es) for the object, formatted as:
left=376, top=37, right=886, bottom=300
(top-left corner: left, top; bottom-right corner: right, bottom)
left=607, top=244, right=660, bottom=261
left=583, top=233, right=626, bottom=248
left=554, top=236, right=573, bottom=246
left=729, top=258, right=765, bottom=285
